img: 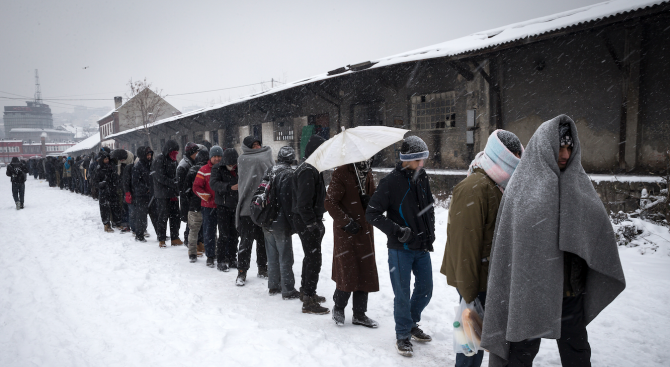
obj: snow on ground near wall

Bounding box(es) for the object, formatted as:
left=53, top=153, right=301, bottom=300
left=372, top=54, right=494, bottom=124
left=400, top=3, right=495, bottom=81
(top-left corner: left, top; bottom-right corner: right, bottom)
left=0, top=169, right=669, bottom=367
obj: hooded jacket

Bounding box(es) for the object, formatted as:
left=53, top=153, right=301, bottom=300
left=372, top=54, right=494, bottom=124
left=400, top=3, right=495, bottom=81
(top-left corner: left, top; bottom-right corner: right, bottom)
left=193, top=159, right=217, bottom=209
left=291, top=135, right=326, bottom=233
left=177, top=147, right=200, bottom=220
left=481, top=115, right=626, bottom=366
left=95, top=151, right=118, bottom=199
left=119, top=151, right=135, bottom=196
left=151, top=140, right=180, bottom=199
left=210, top=148, right=239, bottom=209
left=132, top=146, right=154, bottom=203
left=6, top=158, right=28, bottom=183
left=184, top=149, right=209, bottom=212
left=365, top=162, right=435, bottom=251
left=235, top=144, right=274, bottom=227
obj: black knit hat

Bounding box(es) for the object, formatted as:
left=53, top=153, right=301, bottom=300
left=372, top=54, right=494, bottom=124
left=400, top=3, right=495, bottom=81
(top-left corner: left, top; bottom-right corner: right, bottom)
left=243, top=136, right=261, bottom=149
left=559, top=122, right=573, bottom=147
left=399, top=136, right=429, bottom=161
left=184, top=142, right=199, bottom=157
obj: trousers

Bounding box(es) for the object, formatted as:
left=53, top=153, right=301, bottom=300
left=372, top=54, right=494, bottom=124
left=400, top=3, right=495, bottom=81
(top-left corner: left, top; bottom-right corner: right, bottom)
left=237, top=216, right=267, bottom=271
left=217, top=207, right=239, bottom=263
left=99, top=193, right=122, bottom=226
left=263, top=226, right=295, bottom=295
left=11, top=182, right=25, bottom=204
left=135, top=199, right=158, bottom=239
left=297, top=221, right=325, bottom=297
left=333, top=289, right=368, bottom=314
left=187, top=211, right=203, bottom=257
left=155, top=198, right=181, bottom=241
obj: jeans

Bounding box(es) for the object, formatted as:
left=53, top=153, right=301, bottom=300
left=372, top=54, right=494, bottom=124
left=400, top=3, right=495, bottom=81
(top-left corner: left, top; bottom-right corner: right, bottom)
left=507, top=294, right=591, bottom=367
left=217, top=207, right=239, bottom=264
left=201, top=207, right=218, bottom=259
left=156, top=198, right=181, bottom=241
left=388, top=248, right=433, bottom=340
left=263, top=226, right=296, bottom=295
left=187, top=211, right=203, bottom=257
left=333, top=290, right=368, bottom=314
left=456, top=291, right=487, bottom=367
left=297, top=221, right=324, bottom=297
left=11, top=182, right=25, bottom=204
left=237, top=216, right=267, bottom=271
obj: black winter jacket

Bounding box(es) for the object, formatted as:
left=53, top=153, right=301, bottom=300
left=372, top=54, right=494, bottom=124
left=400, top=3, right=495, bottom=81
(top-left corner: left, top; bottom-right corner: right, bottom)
left=6, top=161, right=28, bottom=183
left=151, top=140, right=179, bottom=199
left=132, top=147, right=154, bottom=204
left=184, top=163, right=204, bottom=212
left=210, top=163, right=239, bottom=210
left=96, top=161, right=118, bottom=200
left=292, top=135, right=326, bottom=232
left=177, top=155, right=196, bottom=221
left=122, top=162, right=134, bottom=194
left=366, top=162, right=436, bottom=251
left=269, top=163, right=296, bottom=234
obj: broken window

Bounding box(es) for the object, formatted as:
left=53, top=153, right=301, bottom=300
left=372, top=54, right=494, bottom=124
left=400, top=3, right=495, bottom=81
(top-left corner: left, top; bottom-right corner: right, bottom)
left=273, top=119, right=294, bottom=141
left=410, top=92, right=456, bottom=130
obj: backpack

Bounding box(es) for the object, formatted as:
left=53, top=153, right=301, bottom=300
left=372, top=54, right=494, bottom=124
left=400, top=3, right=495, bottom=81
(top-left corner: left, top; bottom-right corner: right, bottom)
left=249, top=166, right=283, bottom=228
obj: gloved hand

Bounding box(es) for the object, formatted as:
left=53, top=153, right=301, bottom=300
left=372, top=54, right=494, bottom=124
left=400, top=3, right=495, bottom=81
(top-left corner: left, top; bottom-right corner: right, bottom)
left=342, top=219, right=361, bottom=235
left=397, top=226, right=413, bottom=243
left=304, top=222, right=325, bottom=238
left=125, top=192, right=132, bottom=204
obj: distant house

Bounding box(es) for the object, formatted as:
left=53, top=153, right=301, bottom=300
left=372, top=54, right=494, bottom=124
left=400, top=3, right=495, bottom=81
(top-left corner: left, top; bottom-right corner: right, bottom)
left=98, top=90, right=180, bottom=150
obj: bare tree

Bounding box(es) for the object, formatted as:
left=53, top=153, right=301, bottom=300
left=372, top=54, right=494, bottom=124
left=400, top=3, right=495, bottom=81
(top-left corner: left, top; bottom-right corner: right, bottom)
left=123, top=78, right=168, bottom=150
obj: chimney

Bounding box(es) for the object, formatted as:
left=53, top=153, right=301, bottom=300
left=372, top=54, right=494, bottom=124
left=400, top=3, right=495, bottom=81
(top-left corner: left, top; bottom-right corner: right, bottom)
left=114, top=96, right=123, bottom=109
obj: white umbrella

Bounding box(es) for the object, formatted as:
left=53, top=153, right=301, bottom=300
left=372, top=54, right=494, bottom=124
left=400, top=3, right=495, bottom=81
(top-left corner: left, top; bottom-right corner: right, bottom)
left=305, top=126, right=409, bottom=172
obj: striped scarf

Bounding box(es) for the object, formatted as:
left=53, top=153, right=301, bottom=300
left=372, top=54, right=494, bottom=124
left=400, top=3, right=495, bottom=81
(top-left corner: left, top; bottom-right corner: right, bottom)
left=467, top=130, right=523, bottom=192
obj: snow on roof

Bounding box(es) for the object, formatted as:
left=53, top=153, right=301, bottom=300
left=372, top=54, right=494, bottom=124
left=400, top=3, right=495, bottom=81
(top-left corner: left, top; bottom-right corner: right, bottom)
left=62, top=133, right=100, bottom=155
left=10, top=128, right=74, bottom=134
left=106, top=0, right=667, bottom=141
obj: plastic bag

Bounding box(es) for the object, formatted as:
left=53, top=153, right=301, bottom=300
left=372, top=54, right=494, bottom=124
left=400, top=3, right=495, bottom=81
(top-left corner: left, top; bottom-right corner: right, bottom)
left=453, top=297, right=485, bottom=356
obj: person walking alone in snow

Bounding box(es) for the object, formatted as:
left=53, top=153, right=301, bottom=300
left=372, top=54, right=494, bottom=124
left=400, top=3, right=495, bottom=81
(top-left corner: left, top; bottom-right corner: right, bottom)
left=325, top=158, right=380, bottom=328
left=481, top=115, right=626, bottom=367
left=210, top=147, right=240, bottom=272
left=235, top=136, right=274, bottom=285
left=366, top=135, right=436, bottom=357
left=6, top=157, right=28, bottom=209
left=441, top=130, right=523, bottom=367
left=151, top=140, right=183, bottom=247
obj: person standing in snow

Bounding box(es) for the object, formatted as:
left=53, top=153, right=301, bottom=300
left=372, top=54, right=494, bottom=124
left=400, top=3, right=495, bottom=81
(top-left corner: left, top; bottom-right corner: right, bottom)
left=325, top=158, right=380, bottom=328
left=132, top=146, right=158, bottom=242
left=210, top=147, right=240, bottom=272
left=292, top=135, right=330, bottom=314
left=96, top=149, right=122, bottom=233
left=193, top=145, right=222, bottom=268
left=184, top=147, right=209, bottom=262
left=151, top=140, right=183, bottom=247
left=235, top=136, right=274, bottom=286
left=441, top=130, right=523, bottom=367
left=481, top=115, right=626, bottom=367
left=122, top=152, right=137, bottom=236
left=258, top=146, right=300, bottom=299
left=365, top=135, right=436, bottom=357
left=6, top=157, right=28, bottom=210
left=178, top=142, right=200, bottom=248
left=113, top=149, right=134, bottom=232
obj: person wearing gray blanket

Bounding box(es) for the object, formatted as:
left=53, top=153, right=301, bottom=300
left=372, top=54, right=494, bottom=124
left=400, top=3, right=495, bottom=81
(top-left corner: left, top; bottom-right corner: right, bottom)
left=481, top=115, right=626, bottom=367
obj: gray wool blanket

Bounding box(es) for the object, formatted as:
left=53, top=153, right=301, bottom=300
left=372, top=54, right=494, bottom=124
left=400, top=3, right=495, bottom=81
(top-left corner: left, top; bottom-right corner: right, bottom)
left=235, top=145, right=274, bottom=227
left=481, top=115, right=626, bottom=366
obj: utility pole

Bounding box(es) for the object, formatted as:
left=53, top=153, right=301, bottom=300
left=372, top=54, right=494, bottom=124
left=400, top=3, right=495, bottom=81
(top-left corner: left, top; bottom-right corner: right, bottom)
left=34, top=69, right=42, bottom=105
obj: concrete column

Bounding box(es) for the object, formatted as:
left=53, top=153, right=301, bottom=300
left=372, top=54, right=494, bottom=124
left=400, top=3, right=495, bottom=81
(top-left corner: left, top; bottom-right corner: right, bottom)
left=624, top=25, right=642, bottom=170
left=217, top=129, right=225, bottom=147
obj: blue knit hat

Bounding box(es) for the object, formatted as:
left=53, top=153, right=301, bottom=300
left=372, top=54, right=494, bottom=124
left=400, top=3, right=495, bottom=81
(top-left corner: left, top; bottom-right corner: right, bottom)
left=210, top=145, right=224, bottom=158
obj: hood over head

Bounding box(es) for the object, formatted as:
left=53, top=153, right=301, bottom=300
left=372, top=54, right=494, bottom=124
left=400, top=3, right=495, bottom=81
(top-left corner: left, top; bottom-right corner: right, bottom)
left=243, top=136, right=261, bottom=149
left=162, top=140, right=180, bottom=157
left=110, top=149, right=128, bottom=162
left=184, top=142, right=199, bottom=157
left=277, top=146, right=295, bottom=164
left=304, top=134, right=325, bottom=159
left=195, top=149, right=209, bottom=165
left=11, top=157, right=19, bottom=163
left=223, top=148, right=239, bottom=166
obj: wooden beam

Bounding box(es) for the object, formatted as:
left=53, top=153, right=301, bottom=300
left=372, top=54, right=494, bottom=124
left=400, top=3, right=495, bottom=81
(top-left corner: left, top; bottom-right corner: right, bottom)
left=448, top=60, right=475, bottom=81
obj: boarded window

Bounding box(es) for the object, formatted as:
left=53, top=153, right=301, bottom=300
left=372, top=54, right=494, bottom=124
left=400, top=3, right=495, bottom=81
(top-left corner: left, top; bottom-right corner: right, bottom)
left=274, top=119, right=294, bottom=141
left=410, top=92, right=456, bottom=130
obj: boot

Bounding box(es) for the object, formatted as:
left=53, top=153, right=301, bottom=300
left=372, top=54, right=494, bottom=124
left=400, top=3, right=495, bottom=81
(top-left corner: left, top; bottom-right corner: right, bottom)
left=282, top=289, right=301, bottom=300
left=120, top=226, right=131, bottom=233
left=257, top=266, right=268, bottom=279
left=236, top=270, right=247, bottom=286
left=104, top=224, right=114, bottom=233
left=410, top=326, right=432, bottom=342
left=135, top=236, right=147, bottom=243
left=19, top=202, right=24, bottom=209
left=206, top=257, right=215, bottom=268
left=217, top=262, right=229, bottom=272
left=159, top=241, right=167, bottom=248
left=15, top=201, right=20, bottom=210
left=395, top=338, right=413, bottom=357
left=353, top=312, right=379, bottom=328
left=197, top=242, right=205, bottom=257
left=189, top=254, right=197, bottom=263
left=229, top=259, right=237, bottom=269
left=302, top=295, right=330, bottom=315
left=332, top=307, right=345, bottom=326
left=144, top=231, right=150, bottom=237
left=300, top=290, right=326, bottom=304
left=268, top=288, right=281, bottom=296
left=171, top=238, right=183, bottom=246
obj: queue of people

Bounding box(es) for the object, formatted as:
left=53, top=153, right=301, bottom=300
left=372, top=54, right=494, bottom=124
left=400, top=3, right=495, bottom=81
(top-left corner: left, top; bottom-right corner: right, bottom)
left=11, top=115, right=624, bottom=365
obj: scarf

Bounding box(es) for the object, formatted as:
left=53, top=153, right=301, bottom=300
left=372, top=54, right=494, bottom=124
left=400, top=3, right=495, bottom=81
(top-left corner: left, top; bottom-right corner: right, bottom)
left=467, top=129, right=523, bottom=192
left=481, top=115, right=626, bottom=366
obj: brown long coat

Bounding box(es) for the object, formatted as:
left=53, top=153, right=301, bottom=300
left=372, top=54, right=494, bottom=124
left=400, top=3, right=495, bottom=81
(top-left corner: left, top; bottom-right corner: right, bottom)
left=325, top=164, right=379, bottom=293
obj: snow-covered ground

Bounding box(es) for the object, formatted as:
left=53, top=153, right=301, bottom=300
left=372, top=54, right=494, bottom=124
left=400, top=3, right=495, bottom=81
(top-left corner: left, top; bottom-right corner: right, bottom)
left=1, top=170, right=669, bottom=366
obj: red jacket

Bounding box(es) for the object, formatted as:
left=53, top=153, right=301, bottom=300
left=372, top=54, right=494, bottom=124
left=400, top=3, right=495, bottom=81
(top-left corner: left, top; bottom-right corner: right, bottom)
left=192, top=160, right=217, bottom=208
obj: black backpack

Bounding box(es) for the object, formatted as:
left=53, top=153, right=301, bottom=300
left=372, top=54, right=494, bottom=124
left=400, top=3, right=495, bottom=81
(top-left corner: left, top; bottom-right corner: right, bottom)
left=250, top=166, right=284, bottom=228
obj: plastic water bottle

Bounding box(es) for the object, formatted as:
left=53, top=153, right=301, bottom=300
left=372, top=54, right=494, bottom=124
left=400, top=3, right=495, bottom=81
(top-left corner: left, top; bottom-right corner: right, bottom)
left=454, top=321, right=476, bottom=356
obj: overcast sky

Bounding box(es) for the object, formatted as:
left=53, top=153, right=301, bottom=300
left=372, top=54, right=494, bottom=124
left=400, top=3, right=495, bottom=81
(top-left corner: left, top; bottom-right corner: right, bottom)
left=0, top=0, right=605, bottom=115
